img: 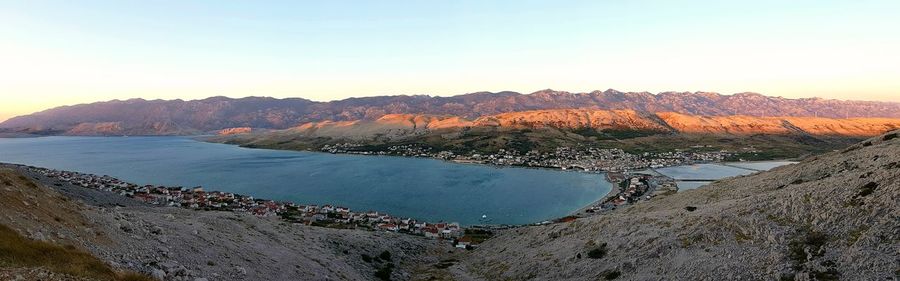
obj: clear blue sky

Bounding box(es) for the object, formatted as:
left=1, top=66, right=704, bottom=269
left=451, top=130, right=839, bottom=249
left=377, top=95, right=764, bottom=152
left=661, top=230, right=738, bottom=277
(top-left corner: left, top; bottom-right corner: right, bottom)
left=1, top=0, right=899, bottom=120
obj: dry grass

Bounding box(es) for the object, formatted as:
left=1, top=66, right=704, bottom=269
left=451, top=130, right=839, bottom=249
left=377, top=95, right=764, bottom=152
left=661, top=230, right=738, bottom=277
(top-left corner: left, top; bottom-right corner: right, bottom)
left=0, top=223, right=152, bottom=281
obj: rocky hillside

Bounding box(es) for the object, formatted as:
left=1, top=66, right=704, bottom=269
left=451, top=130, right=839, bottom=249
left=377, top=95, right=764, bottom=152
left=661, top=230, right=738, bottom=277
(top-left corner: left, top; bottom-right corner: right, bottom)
left=3, top=90, right=899, bottom=135
left=240, top=109, right=900, bottom=140
left=658, top=112, right=900, bottom=137
left=0, top=165, right=449, bottom=281
left=452, top=130, right=900, bottom=280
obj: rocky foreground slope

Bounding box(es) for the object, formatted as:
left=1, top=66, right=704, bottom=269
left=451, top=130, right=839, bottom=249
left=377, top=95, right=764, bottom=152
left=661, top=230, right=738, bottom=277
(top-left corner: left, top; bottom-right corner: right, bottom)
left=0, top=166, right=449, bottom=281
left=452, top=130, right=900, bottom=280
left=3, top=90, right=899, bottom=135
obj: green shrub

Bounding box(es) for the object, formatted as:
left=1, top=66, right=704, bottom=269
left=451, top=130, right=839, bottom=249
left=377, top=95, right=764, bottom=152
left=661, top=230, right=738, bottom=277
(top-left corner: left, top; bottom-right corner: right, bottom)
left=0, top=224, right=152, bottom=281
left=787, top=230, right=828, bottom=270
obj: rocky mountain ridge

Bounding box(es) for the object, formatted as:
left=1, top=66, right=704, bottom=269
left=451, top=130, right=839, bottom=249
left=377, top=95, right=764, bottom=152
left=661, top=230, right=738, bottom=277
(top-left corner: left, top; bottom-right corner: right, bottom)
left=273, top=109, right=900, bottom=140
left=3, top=90, right=899, bottom=135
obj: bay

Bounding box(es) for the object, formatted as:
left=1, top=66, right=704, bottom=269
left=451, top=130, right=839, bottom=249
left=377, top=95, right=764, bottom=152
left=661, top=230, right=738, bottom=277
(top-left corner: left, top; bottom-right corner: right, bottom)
left=0, top=136, right=611, bottom=225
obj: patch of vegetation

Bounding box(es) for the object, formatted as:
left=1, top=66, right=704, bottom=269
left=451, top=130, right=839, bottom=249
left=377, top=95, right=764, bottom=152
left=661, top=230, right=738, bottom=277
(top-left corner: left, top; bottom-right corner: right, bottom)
left=506, top=135, right=536, bottom=154
left=374, top=262, right=394, bottom=281
left=855, top=182, right=878, bottom=197
left=600, top=129, right=660, bottom=140
left=883, top=132, right=897, bottom=141
left=787, top=229, right=829, bottom=271
left=810, top=269, right=841, bottom=281
left=617, top=180, right=629, bottom=189
left=0, top=224, right=152, bottom=281
left=733, top=231, right=752, bottom=242
left=586, top=243, right=608, bottom=259
left=378, top=250, right=392, bottom=262
left=846, top=225, right=869, bottom=246
left=361, top=254, right=373, bottom=263
left=600, top=269, right=621, bottom=280
left=572, top=127, right=603, bottom=138
left=779, top=273, right=795, bottom=281
left=463, top=228, right=494, bottom=243
left=433, top=259, right=457, bottom=269
left=678, top=234, right=705, bottom=248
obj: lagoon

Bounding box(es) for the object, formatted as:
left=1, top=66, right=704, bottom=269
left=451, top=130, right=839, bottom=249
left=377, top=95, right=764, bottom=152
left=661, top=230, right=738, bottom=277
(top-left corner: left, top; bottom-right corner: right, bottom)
left=654, top=161, right=796, bottom=191
left=0, top=136, right=611, bottom=225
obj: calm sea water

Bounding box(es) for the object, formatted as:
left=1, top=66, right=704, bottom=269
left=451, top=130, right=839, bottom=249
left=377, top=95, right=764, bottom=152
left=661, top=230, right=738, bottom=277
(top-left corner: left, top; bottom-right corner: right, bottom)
left=0, top=136, right=611, bottom=225
left=655, top=161, right=795, bottom=190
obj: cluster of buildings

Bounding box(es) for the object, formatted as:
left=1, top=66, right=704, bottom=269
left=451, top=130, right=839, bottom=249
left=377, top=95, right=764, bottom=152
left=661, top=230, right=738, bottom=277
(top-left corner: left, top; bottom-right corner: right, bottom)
left=322, top=143, right=736, bottom=172
left=277, top=205, right=463, bottom=239
left=320, top=143, right=433, bottom=157
left=27, top=166, right=466, bottom=242
left=582, top=172, right=679, bottom=214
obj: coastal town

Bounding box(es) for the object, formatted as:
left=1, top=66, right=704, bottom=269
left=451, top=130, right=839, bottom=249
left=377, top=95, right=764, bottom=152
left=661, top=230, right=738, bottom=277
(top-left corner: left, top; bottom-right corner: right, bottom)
left=321, top=143, right=737, bottom=172
left=581, top=172, right=679, bottom=214
left=26, top=166, right=479, bottom=247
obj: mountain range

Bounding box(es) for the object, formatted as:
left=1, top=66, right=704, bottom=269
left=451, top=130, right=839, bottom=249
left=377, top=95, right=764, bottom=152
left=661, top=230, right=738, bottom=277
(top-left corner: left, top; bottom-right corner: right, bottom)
left=274, top=110, right=900, bottom=140
left=3, top=89, right=900, bottom=136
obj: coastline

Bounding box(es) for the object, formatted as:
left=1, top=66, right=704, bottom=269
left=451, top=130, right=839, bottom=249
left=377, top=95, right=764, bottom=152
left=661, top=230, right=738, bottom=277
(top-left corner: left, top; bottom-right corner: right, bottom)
left=568, top=182, right=619, bottom=217
left=0, top=137, right=613, bottom=226
left=2, top=162, right=470, bottom=239
left=2, top=135, right=796, bottom=226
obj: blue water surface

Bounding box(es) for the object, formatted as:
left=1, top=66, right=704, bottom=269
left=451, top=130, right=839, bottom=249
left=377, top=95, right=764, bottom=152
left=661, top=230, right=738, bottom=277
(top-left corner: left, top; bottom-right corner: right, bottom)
left=0, top=136, right=610, bottom=225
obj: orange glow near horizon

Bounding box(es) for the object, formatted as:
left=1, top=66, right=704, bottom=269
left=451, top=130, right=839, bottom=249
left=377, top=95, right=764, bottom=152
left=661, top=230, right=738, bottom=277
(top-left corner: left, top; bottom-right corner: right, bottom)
left=2, top=1, right=899, bottom=122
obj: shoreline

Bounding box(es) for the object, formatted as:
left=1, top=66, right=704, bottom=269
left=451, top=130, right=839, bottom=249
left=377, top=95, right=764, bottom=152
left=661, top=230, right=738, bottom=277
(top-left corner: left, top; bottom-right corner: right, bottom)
left=2, top=162, right=471, bottom=239
left=568, top=183, right=619, bottom=217
left=2, top=136, right=797, bottom=226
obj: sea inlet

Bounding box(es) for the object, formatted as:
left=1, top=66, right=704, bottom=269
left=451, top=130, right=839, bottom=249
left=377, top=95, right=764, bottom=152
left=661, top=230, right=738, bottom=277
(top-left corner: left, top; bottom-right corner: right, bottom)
left=0, top=136, right=612, bottom=225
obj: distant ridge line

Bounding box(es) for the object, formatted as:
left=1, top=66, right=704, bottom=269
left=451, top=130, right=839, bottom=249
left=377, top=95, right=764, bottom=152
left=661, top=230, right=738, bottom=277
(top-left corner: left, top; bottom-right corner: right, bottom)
left=2, top=89, right=899, bottom=136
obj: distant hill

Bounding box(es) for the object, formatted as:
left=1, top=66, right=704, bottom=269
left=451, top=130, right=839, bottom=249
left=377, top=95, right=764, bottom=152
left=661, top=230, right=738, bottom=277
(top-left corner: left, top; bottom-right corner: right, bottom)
left=3, top=90, right=900, bottom=135
left=210, top=109, right=900, bottom=161
left=275, top=109, right=900, bottom=139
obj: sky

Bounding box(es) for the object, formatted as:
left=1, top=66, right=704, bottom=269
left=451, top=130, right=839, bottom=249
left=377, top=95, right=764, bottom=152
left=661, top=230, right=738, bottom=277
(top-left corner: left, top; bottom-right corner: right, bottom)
left=1, top=0, right=899, bottom=122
